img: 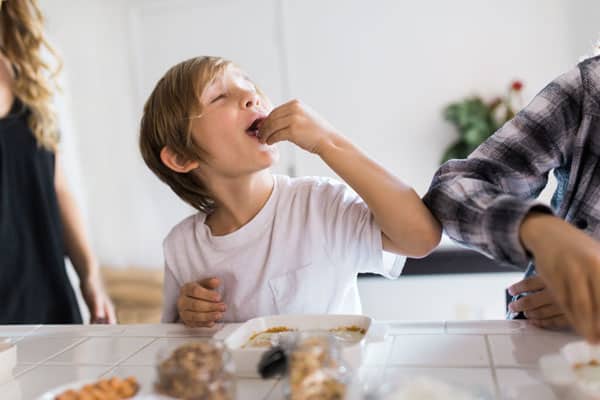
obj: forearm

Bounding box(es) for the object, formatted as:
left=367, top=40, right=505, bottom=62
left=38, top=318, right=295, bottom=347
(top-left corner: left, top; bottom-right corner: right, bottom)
left=519, top=211, right=575, bottom=266
left=424, top=153, right=556, bottom=267
left=316, top=133, right=441, bottom=257
left=56, top=187, right=99, bottom=282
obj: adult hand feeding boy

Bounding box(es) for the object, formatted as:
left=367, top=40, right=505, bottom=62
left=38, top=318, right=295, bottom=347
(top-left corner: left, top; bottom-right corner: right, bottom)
left=177, top=277, right=226, bottom=327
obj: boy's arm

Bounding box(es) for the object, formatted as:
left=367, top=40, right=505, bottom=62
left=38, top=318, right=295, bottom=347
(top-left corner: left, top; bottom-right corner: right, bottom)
left=314, top=133, right=441, bottom=258
left=258, top=100, right=441, bottom=258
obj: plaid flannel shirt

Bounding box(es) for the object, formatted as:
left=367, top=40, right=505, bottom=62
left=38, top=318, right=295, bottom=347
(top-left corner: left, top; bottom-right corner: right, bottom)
left=424, top=55, right=600, bottom=288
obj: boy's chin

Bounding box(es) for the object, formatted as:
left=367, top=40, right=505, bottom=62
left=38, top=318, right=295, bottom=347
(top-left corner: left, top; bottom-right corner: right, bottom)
left=260, top=145, right=280, bottom=166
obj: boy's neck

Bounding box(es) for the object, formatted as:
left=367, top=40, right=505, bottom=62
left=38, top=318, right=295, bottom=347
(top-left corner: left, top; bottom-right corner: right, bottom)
left=205, top=171, right=275, bottom=236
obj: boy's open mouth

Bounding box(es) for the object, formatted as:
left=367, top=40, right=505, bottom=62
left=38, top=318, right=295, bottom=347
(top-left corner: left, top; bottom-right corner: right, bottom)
left=246, top=117, right=265, bottom=138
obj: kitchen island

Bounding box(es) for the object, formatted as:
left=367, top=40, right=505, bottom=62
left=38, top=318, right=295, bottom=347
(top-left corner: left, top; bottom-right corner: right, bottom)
left=0, top=320, right=578, bottom=399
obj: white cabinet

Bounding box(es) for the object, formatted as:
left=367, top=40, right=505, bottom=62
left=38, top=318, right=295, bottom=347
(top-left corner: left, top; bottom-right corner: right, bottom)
left=358, top=272, right=523, bottom=321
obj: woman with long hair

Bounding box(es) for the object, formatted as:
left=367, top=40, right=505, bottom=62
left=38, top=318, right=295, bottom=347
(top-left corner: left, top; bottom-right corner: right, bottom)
left=0, top=0, right=115, bottom=323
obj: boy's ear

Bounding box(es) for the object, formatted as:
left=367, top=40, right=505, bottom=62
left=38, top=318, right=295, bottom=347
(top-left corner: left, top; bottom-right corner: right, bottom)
left=160, top=146, right=200, bottom=173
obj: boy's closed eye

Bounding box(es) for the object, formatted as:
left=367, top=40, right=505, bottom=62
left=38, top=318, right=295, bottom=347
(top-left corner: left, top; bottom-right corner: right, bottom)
left=210, top=93, right=227, bottom=103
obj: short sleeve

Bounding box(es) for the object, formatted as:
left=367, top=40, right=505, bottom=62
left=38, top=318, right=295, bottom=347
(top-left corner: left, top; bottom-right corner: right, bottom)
left=160, top=264, right=180, bottom=323
left=316, top=179, right=405, bottom=278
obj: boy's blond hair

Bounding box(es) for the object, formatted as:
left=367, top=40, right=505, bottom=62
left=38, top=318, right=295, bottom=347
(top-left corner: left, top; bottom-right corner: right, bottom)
left=139, top=56, right=232, bottom=214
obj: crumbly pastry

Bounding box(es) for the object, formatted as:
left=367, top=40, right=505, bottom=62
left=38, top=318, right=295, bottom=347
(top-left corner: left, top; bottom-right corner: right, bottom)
left=245, top=325, right=366, bottom=349
left=245, top=326, right=295, bottom=348
left=154, top=341, right=234, bottom=400
left=289, top=336, right=346, bottom=400
left=54, top=376, right=139, bottom=400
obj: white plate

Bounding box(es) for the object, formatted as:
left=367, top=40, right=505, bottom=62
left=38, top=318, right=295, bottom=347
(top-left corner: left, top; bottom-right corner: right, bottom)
left=36, top=380, right=96, bottom=400
left=35, top=379, right=151, bottom=400
left=539, top=340, right=600, bottom=400
left=217, top=314, right=384, bottom=378
left=376, top=376, right=492, bottom=400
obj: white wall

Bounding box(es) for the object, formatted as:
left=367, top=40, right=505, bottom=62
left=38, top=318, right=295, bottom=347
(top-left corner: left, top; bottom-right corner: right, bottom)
left=40, top=0, right=600, bottom=268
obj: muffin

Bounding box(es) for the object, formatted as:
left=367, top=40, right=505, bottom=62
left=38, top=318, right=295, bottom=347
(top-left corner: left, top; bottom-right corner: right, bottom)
left=155, top=341, right=235, bottom=400
left=288, top=336, right=347, bottom=400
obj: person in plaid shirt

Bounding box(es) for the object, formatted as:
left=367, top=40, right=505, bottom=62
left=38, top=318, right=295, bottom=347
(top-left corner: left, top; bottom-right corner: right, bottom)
left=424, top=53, right=600, bottom=342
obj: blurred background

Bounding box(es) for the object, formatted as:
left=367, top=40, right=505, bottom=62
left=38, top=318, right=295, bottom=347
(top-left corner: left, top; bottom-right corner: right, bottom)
left=37, top=0, right=600, bottom=322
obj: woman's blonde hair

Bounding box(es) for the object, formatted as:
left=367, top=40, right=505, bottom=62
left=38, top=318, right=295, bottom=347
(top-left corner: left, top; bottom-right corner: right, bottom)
left=0, top=0, right=61, bottom=151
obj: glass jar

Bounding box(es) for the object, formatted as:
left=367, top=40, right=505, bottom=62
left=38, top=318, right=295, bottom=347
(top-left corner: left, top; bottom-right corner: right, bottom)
left=284, top=332, right=352, bottom=400
left=154, top=340, right=235, bottom=400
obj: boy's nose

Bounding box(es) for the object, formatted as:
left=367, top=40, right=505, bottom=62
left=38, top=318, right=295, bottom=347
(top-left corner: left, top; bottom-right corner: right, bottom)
left=241, top=91, right=260, bottom=109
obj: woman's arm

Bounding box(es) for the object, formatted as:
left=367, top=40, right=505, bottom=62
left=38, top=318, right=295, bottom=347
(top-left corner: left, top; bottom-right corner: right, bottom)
left=54, top=153, right=116, bottom=323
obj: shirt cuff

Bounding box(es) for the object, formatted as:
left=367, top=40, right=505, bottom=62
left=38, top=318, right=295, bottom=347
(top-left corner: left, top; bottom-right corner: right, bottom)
left=382, top=251, right=406, bottom=278
left=482, top=195, right=554, bottom=268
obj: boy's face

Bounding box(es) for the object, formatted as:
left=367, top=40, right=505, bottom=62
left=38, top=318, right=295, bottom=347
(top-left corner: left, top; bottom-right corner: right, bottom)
left=189, top=65, right=279, bottom=178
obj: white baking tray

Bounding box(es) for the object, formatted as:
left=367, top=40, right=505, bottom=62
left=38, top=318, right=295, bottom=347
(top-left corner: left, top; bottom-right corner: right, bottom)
left=217, top=314, right=384, bottom=378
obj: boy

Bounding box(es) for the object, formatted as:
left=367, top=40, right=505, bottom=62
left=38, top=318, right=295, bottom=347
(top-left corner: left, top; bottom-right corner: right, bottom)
left=140, top=56, right=441, bottom=326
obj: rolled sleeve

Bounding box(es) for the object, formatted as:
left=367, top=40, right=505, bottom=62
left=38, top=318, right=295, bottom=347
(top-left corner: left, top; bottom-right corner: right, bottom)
left=424, top=64, right=583, bottom=268
left=482, top=196, right=553, bottom=267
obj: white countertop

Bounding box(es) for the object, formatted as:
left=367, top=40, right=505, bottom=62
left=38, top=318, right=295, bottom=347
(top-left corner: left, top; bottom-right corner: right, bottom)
left=0, top=320, right=580, bottom=399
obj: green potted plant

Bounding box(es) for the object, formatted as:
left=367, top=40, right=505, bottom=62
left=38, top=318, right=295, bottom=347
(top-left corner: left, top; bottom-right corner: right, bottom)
left=440, top=80, right=524, bottom=164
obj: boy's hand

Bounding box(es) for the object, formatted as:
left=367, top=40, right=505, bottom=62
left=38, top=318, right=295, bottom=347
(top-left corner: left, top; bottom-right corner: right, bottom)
left=520, top=212, right=600, bottom=342
left=177, top=277, right=226, bottom=328
left=258, top=99, right=339, bottom=154
left=508, top=275, right=571, bottom=330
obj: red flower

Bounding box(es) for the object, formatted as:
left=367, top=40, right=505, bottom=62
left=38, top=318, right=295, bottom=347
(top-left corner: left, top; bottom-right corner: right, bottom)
left=511, top=80, right=524, bottom=91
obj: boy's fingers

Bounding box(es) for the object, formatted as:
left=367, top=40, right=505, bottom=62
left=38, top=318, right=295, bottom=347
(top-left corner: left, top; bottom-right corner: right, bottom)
left=181, top=318, right=215, bottom=328
left=182, top=282, right=221, bottom=302
left=198, top=277, right=220, bottom=289
left=262, top=107, right=294, bottom=128
left=259, top=116, right=294, bottom=143
left=179, top=296, right=226, bottom=313
left=265, top=129, right=290, bottom=146
left=260, top=100, right=300, bottom=132
left=508, top=275, right=545, bottom=296
left=180, top=310, right=223, bottom=323
left=268, top=99, right=301, bottom=119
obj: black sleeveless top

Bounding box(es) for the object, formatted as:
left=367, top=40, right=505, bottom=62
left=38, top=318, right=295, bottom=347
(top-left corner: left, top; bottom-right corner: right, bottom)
left=0, top=99, right=82, bottom=324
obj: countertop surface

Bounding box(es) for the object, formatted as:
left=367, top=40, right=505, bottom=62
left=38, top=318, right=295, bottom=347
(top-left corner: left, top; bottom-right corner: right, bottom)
left=0, top=320, right=580, bottom=399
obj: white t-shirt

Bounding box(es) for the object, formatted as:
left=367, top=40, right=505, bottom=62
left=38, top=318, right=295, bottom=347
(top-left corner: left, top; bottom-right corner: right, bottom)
left=161, top=175, right=405, bottom=322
